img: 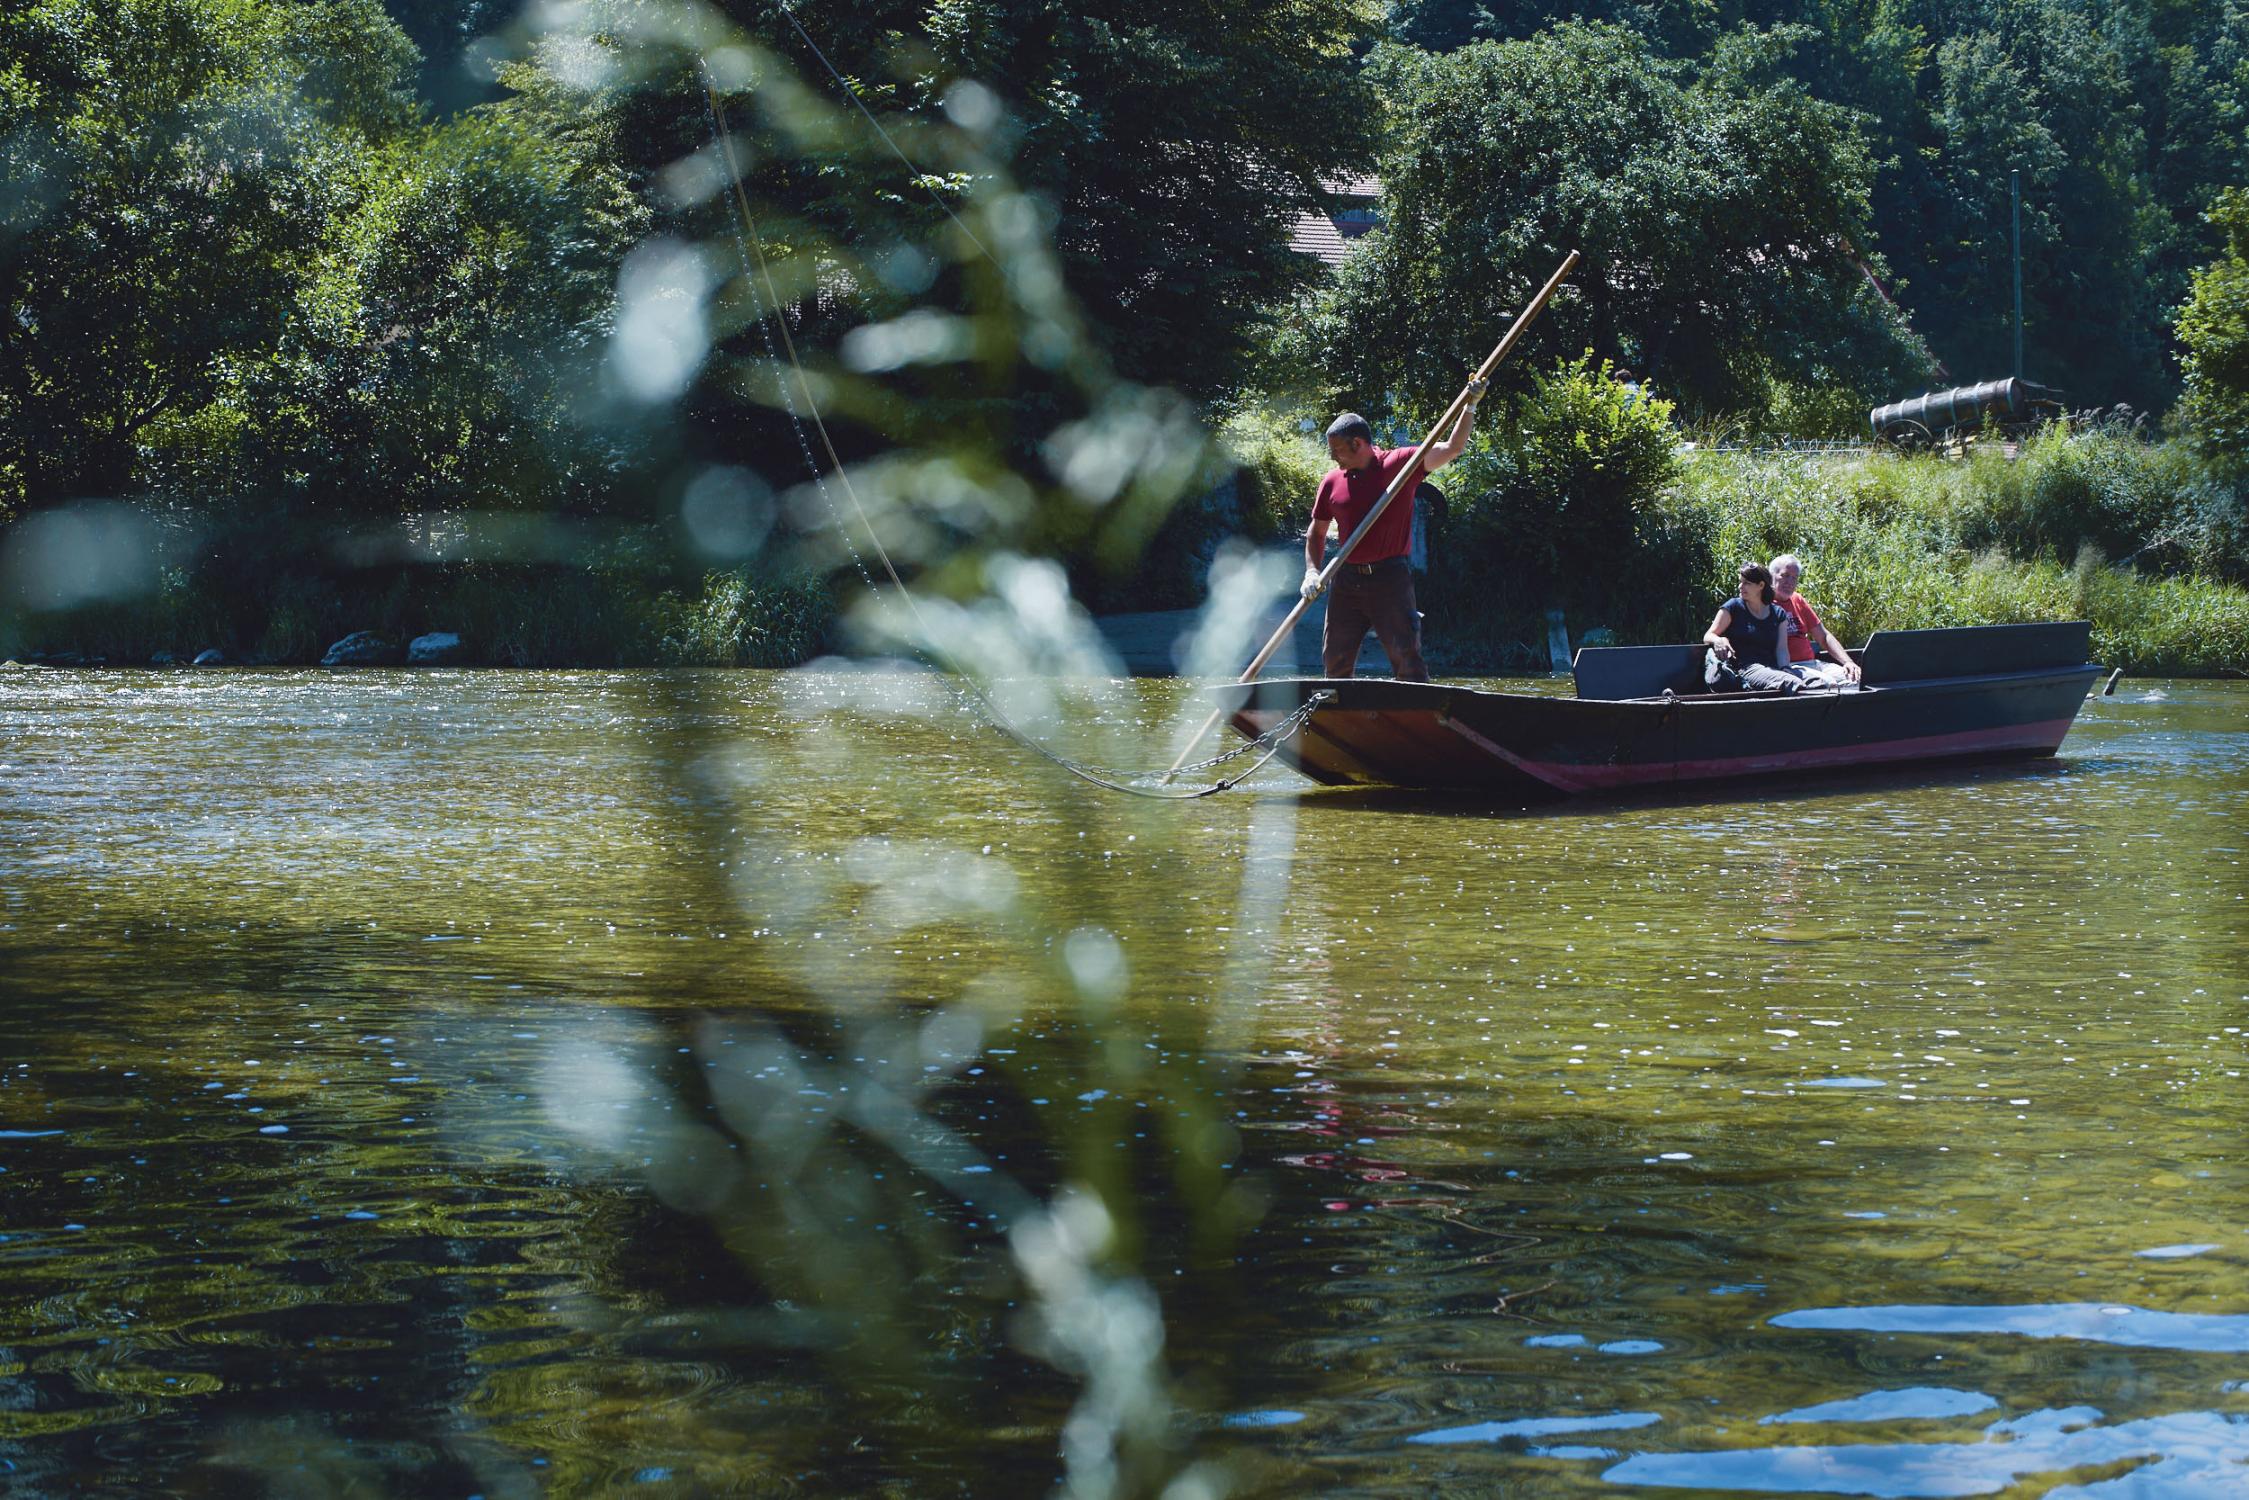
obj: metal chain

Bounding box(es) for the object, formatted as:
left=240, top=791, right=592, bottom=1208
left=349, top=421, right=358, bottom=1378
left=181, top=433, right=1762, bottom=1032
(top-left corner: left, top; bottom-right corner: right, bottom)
left=1067, top=689, right=1335, bottom=785
left=1038, top=688, right=1335, bottom=799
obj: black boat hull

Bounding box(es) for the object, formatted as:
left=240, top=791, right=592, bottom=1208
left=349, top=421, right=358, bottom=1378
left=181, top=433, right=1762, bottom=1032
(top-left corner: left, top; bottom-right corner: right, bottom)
left=1219, top=624, right=2102, bottom=796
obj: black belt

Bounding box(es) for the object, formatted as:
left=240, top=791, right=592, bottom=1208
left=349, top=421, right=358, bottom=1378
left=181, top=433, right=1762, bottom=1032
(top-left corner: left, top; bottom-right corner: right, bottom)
left=1339, top=556, right=1407, bottom=574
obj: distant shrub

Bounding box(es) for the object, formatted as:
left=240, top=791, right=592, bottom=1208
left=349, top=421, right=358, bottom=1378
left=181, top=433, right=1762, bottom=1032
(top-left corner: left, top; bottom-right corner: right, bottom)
left=254, top=574, right=340, bottom=662
left=1426, top=353, right=1682, bottom=655
left=1954, top=424, right=2192, bottom=566
left=2177, top=188, right=2249, bottom=467
left=1760, top=380, right=1875, bottom=441
left=1218, top=407, right=1326, bottom=544
left=651, top=569, right=832, bottom=667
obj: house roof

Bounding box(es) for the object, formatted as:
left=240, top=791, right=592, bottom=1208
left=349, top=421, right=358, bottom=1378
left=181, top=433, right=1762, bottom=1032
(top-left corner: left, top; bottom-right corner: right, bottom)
left=1290, top=212, right=1352, bottom=265
left=1291, top=173, right=1383, bottom=265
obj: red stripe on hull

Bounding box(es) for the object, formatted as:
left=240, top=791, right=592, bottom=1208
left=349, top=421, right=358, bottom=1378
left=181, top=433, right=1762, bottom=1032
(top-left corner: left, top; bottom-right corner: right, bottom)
left=1438, top=714, right=1602, bottom=794
left=1236, top=711, right=2079, bottom=792
left=1515, top=717, right=2078, bottom=790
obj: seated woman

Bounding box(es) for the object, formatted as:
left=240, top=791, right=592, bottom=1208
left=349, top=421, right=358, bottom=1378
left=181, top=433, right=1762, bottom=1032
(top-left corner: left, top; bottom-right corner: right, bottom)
left=1702, top=563, right=1800, bottom=693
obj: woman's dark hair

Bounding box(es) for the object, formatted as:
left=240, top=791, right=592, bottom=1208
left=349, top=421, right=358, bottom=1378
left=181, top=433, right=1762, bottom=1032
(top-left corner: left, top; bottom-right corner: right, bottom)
left=1738, top=562, right=1772, bottom=597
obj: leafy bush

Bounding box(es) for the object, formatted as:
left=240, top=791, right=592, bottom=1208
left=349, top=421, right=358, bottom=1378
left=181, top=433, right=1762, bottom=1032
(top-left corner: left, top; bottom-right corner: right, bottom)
left=1423, top=354, right=1683, bottom=654
left=650, top=569, right=833, bottom=667
left=1953, top=423, right=2195, bottom=567
left=2178, top=189, right=2249, bottom=467
left=1759, top=380, right=1880, bottom=441
left=1217, top=407, right=1327, bottom=544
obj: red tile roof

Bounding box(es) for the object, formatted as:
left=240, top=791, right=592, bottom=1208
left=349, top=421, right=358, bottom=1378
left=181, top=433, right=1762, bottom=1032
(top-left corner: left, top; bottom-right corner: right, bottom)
left=1291, top=174, right=1382, bottom=265
left=1290, top=212, right=1352, bottom=265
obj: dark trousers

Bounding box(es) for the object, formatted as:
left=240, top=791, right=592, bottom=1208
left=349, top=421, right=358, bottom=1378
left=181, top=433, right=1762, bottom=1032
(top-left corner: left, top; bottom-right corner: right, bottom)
left=1322, top=557, right=1428, bottom=681
left=1704, top=648, right=1800, bottom=694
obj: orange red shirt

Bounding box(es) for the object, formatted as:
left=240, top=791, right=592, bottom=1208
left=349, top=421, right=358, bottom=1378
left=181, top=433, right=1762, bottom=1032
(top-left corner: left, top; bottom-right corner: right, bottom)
left=1779, top=592, right=1825, bottom=662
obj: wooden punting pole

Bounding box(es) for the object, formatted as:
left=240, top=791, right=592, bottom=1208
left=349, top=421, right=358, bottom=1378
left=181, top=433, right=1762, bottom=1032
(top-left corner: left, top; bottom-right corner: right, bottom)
left=1160, top=249, right=1580, bottom=782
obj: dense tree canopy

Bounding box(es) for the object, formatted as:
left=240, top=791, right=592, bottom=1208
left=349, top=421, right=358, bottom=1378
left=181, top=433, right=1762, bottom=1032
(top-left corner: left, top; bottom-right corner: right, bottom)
left=3, top=0, right=2242, bottom=532
left=0, top=0, right=416, bottom=508
left=1382, top=0, right=2249, bottom=411
left=0, top=0, right=636, bottom=520
left=1278, top=23, right=1925, bottom=419
left=587, top=0, right=1383, bottom=403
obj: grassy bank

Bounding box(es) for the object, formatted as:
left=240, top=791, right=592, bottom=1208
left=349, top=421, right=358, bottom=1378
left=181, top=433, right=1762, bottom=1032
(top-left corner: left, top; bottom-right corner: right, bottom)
left=1659, top=429, right=2249, bottom=675
left=4, top=522, right=834, bottom=668
left=1122, top=406, right=2249, bottom=676
left=10, top=424, right=2245, bottom=677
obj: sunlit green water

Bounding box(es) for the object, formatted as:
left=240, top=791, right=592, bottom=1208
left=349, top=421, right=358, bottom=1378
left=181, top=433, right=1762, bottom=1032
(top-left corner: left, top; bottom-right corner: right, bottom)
left=2, top=667, right=2244, bottom=1496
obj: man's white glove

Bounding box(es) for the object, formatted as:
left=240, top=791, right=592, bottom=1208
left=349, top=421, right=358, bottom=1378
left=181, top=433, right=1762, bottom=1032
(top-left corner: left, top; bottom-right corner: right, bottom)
left=1463, top=376, right=1489, bottom=407
left=1300, top=567, right=1327, bottom=602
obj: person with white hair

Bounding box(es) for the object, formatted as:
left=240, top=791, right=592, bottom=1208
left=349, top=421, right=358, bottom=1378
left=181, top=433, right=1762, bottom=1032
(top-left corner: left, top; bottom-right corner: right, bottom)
left=1769, top=553, right=1861, bottom=686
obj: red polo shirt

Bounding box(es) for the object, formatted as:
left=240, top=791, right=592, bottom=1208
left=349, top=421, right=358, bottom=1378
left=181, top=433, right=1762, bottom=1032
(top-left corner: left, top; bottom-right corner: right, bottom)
left=1779, top=592, right=1824, bottom=662
left=1311, top=445, right=1423, bottom=564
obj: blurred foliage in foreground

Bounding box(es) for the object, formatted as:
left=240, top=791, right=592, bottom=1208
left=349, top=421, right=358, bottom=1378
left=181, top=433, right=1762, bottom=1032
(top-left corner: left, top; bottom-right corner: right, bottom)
left=7, top=0, right=2249, bottom=667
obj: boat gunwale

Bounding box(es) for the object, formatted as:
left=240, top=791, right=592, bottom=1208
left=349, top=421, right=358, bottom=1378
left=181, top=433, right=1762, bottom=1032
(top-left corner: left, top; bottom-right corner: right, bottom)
left=1225, top=662, right=2102, bottom=715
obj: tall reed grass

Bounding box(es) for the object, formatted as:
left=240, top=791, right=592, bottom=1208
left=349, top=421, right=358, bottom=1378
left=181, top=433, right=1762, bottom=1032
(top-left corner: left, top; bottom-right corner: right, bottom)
left=1647, top=428, right=2249, bottom=675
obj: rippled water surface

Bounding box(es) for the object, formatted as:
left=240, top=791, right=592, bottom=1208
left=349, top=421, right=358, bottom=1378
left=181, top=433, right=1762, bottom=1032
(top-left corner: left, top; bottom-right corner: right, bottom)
left=2, top=668, right=2244, bottom=1495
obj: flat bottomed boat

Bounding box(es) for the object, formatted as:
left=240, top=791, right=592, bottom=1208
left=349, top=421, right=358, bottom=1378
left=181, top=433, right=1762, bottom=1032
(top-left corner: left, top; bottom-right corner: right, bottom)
left=1220, top=621, right=2102, bottom=796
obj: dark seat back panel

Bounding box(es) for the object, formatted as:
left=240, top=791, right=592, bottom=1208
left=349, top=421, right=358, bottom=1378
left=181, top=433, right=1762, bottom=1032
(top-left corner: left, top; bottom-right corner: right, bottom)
left=1572, top=644, right=1706, bottom=701
left=1857, top=621, right=2091, bottom=684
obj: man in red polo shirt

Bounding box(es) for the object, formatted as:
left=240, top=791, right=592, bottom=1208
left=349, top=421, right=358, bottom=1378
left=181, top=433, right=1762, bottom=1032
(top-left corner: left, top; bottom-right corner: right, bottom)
left=1302, top=385, right=1485, bottom=679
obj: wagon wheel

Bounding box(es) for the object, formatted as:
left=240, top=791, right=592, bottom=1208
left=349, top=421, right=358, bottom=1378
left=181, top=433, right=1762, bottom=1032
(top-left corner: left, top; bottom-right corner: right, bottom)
left=1879, top=419, right=1934, bottom=452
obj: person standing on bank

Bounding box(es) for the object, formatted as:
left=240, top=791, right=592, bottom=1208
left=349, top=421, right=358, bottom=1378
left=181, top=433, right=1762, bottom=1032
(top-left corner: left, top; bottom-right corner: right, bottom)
left=1301, top=381, right=1487, bottom=681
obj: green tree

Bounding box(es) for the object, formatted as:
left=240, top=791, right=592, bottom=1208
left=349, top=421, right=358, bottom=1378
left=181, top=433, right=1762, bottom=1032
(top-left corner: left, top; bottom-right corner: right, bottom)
left=376, top=0, right=512, bottom=113
left=1283, top=23, right=1924, bottom=421
left=1907, top=1, right=2165, bottom=404
left=213, top=110, right=646, bottom=517
left=0, top=0, right=419, bottom=514
left=1387, top=0, right=1727, bottom=55
left=2177, top=188, right=2249, bottom=461
left=698, top=0, right=1383, bottom=402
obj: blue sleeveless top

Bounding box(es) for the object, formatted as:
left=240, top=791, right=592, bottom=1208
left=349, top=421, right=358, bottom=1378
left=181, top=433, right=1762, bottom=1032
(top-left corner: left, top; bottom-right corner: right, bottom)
left=1721, top=596, right=1786, bottom=669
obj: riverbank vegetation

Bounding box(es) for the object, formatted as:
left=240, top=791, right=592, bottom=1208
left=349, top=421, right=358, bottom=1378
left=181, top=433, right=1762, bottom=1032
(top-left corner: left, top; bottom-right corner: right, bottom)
left=23, top=530, right=833, bottom=667
left=1213, top=389, right=2249, bottom=676
left=4, top=0, right=2247, bottom=672
left=1663, top=430, right=2249, bottom=676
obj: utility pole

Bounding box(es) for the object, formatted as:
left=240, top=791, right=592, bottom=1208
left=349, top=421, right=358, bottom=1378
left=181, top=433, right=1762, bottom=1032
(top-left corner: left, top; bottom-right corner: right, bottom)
left=2011, top=169, right=2024, bottom=382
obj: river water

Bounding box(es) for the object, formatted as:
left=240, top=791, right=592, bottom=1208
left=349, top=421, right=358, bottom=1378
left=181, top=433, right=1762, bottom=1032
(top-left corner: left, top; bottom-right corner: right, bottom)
left=1, top=667, right=2243, bottom=1496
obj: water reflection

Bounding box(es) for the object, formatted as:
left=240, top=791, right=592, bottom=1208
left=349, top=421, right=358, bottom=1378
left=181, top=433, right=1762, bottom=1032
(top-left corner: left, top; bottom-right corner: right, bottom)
left=1771, top=1302, right=2249, bottom=1353
left=1, top=672, right=2244, bottom=1493
left=1760, top=1387, right=1997, bottom=1424
left=1411, top=1409, right=1661, bottom=1446
left=1604, top=1405, right=2249, bottom=1496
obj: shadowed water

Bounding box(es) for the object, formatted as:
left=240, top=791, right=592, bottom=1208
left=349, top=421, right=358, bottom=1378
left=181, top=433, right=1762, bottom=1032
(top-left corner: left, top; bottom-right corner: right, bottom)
left=1, top=668, right=2243, bottom=1495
